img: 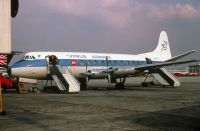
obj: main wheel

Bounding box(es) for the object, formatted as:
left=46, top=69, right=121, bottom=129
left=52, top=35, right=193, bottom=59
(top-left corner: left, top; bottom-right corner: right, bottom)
left=80, top=79, right=87, bottom=90
left=115, top=83, right=124, bottom=90
left=141, top=82, right=150, bottom=87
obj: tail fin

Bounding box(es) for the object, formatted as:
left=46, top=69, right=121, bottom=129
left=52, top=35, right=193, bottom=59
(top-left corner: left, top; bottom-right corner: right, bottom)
left=139, top=31, right=172, bottom=61
left=153, top=31, right=172, bottom=60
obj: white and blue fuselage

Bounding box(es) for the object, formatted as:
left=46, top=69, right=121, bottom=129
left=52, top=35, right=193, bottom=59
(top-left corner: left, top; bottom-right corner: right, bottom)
left=9, top=31, right=197, bottom=89
left=11, top=52, right=147, bottom=79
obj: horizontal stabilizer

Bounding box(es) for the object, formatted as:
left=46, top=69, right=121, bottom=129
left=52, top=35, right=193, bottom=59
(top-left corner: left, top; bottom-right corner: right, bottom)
left=165, top=50, right=196, bottom=62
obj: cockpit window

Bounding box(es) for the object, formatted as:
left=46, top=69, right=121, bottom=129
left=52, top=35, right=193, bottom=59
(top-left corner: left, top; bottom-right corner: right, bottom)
left=23, top=55, right=36, bottom=60
left=24, top=55, right=29, bottom=59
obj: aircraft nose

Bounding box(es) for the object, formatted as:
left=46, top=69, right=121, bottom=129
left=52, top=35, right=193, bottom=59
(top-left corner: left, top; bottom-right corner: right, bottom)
left=10, top=59, right=48, bottom=78
left=10, top=65, right=20, bottom=77
left=10, top=67, right=19, bottom=77
left=10, top=60, right=26, bottom=77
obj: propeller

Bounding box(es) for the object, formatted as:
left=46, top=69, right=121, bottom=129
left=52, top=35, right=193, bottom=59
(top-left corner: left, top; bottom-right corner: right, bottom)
left=80, top=60, right=95, bottom=88
left=103, top=56, right=119, bottom=87
left=85, top=62, right=89, bottom=82
left=105, top=56, right=112, bottom=86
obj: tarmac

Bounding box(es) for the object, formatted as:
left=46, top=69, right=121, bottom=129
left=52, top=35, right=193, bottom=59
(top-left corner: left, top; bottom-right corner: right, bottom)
left=0, top=77, right=200, bottom=131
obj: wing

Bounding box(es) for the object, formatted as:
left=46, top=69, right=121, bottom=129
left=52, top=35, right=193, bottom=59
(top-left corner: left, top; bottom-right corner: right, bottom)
left=80, top=60, right=198, bottom=78
left=80, top=68, right=118, bottom=77
left=134, top=60, right=198, bottom=71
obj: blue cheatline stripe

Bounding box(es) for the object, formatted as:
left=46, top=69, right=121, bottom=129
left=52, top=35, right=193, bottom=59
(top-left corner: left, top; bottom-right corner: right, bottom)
left=11, top=60, right=47, bottom=68
left=11, top=59, right=148, bottom=68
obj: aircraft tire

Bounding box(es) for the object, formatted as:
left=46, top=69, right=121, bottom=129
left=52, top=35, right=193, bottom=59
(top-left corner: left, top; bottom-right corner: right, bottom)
left=141, top=82, right=150, bottom=87
left=150, top=81, right=155, bottom=85
left=115, top=83, right=124, bottom=90
left=80, top=79, right=87, bottom=90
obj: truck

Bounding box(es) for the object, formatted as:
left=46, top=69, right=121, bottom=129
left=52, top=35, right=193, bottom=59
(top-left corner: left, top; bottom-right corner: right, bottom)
left=0, top=74, right=18, bottom=93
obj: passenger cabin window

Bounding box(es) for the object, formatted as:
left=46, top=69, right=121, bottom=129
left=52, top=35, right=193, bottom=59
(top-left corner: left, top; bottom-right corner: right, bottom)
left=101, top=60, right=105, bottom=66
left=120, top=60, right=123, bottom=65
left=94, top=60, right=98, bottom=65
left=87, top=60, right=92, bottom=66
left=80, top=60, right=85, bottom=66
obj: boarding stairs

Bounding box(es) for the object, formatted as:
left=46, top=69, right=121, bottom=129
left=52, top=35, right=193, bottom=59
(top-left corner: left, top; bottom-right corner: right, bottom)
left=46, top=55, right=80, bottom=93
left=50, top=65, right=80, bottom=93
left=150, top=67, right=180, bottom=87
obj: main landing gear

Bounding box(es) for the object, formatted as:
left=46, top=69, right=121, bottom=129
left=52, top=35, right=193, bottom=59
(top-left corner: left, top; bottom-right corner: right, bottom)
left=79, top=77, right=127, bottom=90
left=79, top=78, right=87, bottom=90
left=115, top=77, right=126, bottom=90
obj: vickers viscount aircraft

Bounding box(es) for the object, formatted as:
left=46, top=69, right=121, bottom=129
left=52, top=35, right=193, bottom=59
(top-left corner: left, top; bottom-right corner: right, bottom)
left=10, top=31, right=196, bottom=93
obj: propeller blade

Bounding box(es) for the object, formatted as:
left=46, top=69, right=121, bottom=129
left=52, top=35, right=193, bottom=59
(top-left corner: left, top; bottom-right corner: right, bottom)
left=107, top=74, right=111, bottom=86
left=86, top=63, right=88, bottom=72
left=85, top=61, right=90, bottom=83
left=106, top=56, right=109, bottom=69
left=86, top=76, right=89, bottom=82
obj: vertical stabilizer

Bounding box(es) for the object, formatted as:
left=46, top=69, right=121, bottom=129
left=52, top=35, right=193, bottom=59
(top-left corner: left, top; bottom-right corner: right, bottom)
left=139, top=31, right=172, bottom=62
left=0, top=0, right=11, bottom=53
left=153, top=31, right=172, bottom=61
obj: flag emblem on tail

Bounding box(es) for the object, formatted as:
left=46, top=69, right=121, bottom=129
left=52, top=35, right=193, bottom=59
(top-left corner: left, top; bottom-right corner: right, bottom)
left=0, top=55, right=7, bottom=66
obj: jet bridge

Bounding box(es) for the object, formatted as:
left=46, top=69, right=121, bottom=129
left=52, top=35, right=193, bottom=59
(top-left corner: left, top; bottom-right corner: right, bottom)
left=46, top=55, right=80, bottom=93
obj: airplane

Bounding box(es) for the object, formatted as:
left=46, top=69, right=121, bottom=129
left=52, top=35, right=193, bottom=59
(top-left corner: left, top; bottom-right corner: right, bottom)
left=9, top=31, right=197, bottom=92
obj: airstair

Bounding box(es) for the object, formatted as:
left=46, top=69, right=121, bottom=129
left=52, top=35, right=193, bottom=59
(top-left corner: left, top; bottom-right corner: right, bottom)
left=150, top=67, right=180, bottom=87
left=46, top=55, right=80, bottom=93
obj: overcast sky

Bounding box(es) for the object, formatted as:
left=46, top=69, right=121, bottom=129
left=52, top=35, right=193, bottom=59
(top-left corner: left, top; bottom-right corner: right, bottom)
left=11, top=0, right=200, bottom=60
